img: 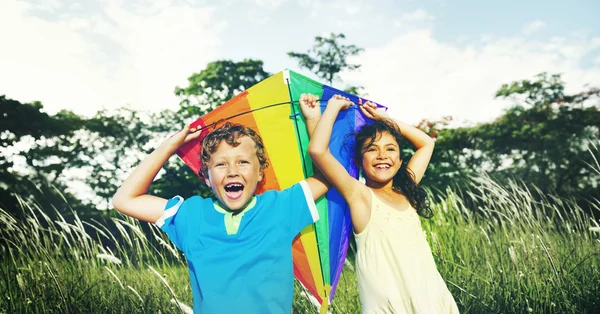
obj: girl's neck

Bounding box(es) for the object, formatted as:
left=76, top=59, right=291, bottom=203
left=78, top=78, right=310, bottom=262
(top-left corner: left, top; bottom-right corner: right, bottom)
left=366, top=179, right=396, bottom=194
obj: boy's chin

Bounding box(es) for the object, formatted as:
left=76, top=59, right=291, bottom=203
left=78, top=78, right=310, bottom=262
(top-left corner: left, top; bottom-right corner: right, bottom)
left=219, top=196, right=251, bottom=211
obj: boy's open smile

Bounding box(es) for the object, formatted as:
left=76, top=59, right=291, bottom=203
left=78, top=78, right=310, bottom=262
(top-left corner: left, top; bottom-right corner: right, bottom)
left=224, top=182, right=244, bottom=200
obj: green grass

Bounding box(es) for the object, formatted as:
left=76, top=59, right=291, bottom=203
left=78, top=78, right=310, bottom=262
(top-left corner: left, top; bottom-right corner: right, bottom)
left=1, top=175, right=599, bottom=313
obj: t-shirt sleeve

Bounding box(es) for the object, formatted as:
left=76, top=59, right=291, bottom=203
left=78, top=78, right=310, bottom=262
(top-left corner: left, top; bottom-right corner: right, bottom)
left=154, top=195, right=191, bottom=252
left=280, top=180, right=319, bottom=237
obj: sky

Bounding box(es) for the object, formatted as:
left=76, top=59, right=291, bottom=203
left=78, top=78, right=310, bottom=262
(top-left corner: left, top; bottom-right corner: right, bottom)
left=1, top=0, right=600, bottom=125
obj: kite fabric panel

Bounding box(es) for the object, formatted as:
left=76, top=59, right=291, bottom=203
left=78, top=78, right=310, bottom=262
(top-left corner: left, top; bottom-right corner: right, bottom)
left=176, top=69, right=387, bottom=308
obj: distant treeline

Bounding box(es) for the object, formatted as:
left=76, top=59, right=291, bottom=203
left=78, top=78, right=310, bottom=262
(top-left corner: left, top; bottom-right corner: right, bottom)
left=1, top=34, right=599, bottom=222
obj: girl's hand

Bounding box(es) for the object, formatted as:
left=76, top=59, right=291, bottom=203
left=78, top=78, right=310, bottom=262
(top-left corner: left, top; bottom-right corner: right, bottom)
left=359, top=98, right=389, bottom=121
left=328, top=94, right=354, bottom=110
left=163, top=124, right=202, bottom=151
left=299, top=93, right=321, bottom=121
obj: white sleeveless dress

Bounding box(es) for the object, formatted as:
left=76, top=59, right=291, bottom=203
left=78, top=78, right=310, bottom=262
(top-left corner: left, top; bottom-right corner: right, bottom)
left=354, top=189, right=459, bottom=314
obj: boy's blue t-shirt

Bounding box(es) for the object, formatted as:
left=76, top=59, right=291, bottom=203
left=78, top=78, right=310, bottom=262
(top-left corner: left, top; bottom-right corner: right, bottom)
left=155, top=180, right=318, bottom=314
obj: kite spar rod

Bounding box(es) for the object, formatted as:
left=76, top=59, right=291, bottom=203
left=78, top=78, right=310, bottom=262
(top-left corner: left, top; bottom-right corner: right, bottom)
left=190, top=99, right=328, bottom=133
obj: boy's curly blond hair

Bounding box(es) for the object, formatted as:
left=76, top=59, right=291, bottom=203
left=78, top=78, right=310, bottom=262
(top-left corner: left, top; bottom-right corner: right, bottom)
left=199, top=122, right=269, bottom=178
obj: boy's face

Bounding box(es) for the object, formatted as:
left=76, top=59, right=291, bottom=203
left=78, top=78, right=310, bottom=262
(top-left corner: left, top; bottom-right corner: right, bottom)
left=204, top=136, right=264, bottom=211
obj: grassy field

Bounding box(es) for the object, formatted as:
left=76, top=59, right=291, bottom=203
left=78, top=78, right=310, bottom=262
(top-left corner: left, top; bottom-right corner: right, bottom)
left=1, top=175, right=599, bottom=313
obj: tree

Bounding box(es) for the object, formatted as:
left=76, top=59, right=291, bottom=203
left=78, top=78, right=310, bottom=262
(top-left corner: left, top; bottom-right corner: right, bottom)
left=288, top=33, right=363, bottom=86
left=427, top=73, right=600, bottom=197
left=174, top=59, right=270, bottom=122
left=489, top=73, right=599, bottom=194
left=0, top=95, right=90, bottom=218
left=1, top=59, right=272, bottom=217
left=78, top=108, right=157, bottom=208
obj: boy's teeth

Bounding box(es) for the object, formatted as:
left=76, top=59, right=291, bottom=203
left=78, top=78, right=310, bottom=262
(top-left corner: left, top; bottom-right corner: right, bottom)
left=225, top=183, right=244, bottom=192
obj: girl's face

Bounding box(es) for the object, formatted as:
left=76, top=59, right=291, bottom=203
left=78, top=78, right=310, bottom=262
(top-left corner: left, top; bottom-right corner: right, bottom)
left=360, top=131, right=402, bottom=186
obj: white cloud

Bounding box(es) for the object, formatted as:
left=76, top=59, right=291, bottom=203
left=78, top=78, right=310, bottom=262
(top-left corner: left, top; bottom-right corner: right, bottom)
left=523, top=20, right=546, bottom=35
left=330, top=0, right=366, bottom=16
left=0, top=0, right=223, bottom=117
left=594, top=55, right=600, bottom=65
left=401, top=9, right=435, bottom=22
left=127, top=0, right=175, bottom=15
left=298, top=0, right=372, bottom=24
left=248, top=7, right=271, bottom=24
left=394, top=9, right=435, bottom=29
left=341, top=29, right=600, bottom=125
left=253, top=0, right=288, bottom=8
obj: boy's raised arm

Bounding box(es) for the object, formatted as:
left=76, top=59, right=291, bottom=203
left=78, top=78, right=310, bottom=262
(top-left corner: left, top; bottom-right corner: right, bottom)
left=112, top=125, right=201, bottom=223
left=298, top=94, right=330, bottom=201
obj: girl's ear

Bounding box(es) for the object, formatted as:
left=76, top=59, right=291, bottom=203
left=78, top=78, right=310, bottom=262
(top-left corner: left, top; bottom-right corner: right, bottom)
left=204, top=177, right=211, bottom=187
left=258, top=170, right=264, bottom=182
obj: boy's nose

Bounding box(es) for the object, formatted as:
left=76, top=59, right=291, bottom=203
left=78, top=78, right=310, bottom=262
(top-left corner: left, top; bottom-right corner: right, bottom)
left=227, top=166, right=239, bottom=177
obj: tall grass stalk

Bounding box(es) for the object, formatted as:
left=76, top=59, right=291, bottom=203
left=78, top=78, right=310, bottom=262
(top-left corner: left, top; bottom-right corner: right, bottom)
left=1, top=174, right=598, bottom=313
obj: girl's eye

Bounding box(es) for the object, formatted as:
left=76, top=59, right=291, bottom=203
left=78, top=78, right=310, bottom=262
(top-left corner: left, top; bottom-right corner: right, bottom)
left=239, top=160, right=249, bottom=164
left=216, top=162, right=226, bottom=167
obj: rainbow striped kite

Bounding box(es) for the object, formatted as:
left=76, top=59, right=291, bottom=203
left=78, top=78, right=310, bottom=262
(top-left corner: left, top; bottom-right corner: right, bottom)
left=176, top=69, right=385, bottom=310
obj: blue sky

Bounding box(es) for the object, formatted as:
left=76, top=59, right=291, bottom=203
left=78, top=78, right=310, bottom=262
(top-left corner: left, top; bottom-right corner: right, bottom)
left=1, top=0, right=599, bottom=124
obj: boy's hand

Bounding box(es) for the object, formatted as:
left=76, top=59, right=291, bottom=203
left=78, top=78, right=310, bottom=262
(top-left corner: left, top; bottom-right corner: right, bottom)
left=327, top=94, right=354, bottom=110
left=299, top=93, right=321, bottom=121
left=359, top=98, right=389, bottom=121
left=163, top=125, right=202, bottom=151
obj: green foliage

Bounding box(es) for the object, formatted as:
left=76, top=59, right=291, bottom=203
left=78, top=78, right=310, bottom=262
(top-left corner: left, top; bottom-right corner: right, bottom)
left=422, top=175, right=600, bottom=313
left=1, top=59, right=272, bottom=215
left=0, top=95, right=90, bottom=218
left=1, top=175, right=599, bottom=313
left=174, top=59, right=270, bottom=122
left=288, top=33, right=363, bottom=85
left=343, top=85, right=365, bottom=97
left=79, top=108, right=156, bottom=208
left=426, top=73, right=600, bottom=197
left=0, top=96, right=85, bottom=180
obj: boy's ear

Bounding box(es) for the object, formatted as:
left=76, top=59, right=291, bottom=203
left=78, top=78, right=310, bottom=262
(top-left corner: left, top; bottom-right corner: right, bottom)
left=258, top=171, right=264, bottom=182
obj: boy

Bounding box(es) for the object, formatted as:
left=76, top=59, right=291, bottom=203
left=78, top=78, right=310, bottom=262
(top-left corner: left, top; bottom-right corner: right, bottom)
left=112, top=94, right=328, bottom=313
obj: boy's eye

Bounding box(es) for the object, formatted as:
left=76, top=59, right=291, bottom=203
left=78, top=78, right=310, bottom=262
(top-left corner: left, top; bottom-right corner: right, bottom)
left=216, top=162, right=226, bottom=167
left=239, top=160, right=249, bottom=164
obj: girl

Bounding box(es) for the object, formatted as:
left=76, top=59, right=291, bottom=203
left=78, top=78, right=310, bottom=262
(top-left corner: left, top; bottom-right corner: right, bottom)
left=307, top=94, right=459, bottom=313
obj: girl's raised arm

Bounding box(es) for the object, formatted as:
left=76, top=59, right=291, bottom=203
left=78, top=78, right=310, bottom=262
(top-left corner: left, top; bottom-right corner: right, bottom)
left=308, top=95, right=371, bottom=230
